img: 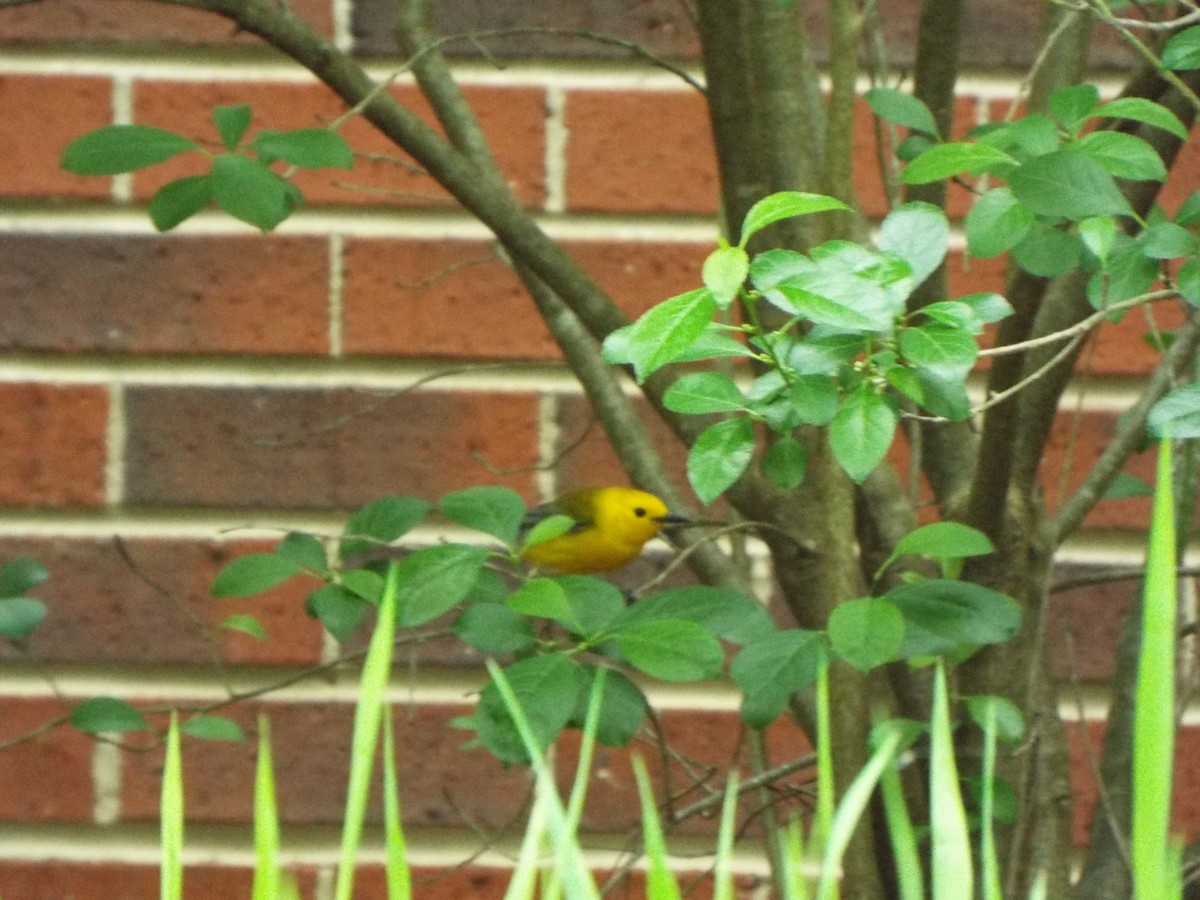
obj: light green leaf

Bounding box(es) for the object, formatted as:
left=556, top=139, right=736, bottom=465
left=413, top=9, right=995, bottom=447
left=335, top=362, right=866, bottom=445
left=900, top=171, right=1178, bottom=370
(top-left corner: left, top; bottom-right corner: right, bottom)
left=893, top=521, right=994, bottom=561
left=181, top=714, right=247, bottom=742
left=1079, top=215, right=1118, bottom=265
left=439, top=485, right=526, bottom=545
left=453, top=603, right=536, bottom=655
left=830, top=386, right=897, bottom=483
left=475, top=655, right=584, bottom=765
left=764, top=434, right=808, bottom=490
left=957, top=292, right=1014, bottom=325
left=212, top=553, right=303, bottom=598
left=306, top=585, right=369, bottom=642
left=339, top=495, right=430, bottom=561
left=898, top=322, right=978, bottom=381
left=1050, top=84, right=1099, bottom=135
left=1009, top=150, right=1132, bottom=218
left=739, top=191, right=849, bottom=247
left=614, top=619, right=724, bottom=682
left=276, top=531, right=327, bottom=571
left=61, top=125, right=198, bottom=175
left=253, top=128, right=354, bottom=169
left=601, top=288, right=717, bottom=382
left=687, top=417, right=756, bottom=504
left=864, top=87, right=940, bottom=137
left=902, top=142, right=1018, bottom=184
left=878, top=202, right=948, bottom=286
left=1077, top=131, right=1167, bottom=182
left=731, top=630, right=826, bottom=728
left=506, top=577, right=572, bottom=620
left=828, top=598, right=905, bottom=672
left=887, top=579, right=1022, bottom=658
left=1095, top=97, right=1189, bottom=140
left=1162, top=25, right=1200, bottom=70
left=963, top=695, right=1026, bottom=744
left=664, top=372, right=748, bottom=415
left=219, top=614, right=268, bottom=640
left=965, top=188, right=1034, bottom=259
left=395, top=544, right=491, bottom=627
left=702, top=244, right=750, bottom=308
left=1139, top=221, right=1199, bottom=259
left=1148, top=383, right=1200, bottom=438
left=1013, top=221, right=1081, bottom=278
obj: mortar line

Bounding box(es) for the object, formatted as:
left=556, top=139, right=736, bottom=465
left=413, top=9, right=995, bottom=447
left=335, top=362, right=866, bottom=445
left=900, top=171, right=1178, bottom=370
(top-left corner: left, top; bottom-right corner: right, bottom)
left=535, top=392, right=561, bottom=503
left=105, top=382, right=126, bottom=507
left=90, top=740, right=122, bottom=826
left=110, top=73, right=134, bottom=203
left=327, top=233, right=345, bottom=358
left=543, top=84, right=568, bottom=215
left=330, top=0, right=354, bottom=53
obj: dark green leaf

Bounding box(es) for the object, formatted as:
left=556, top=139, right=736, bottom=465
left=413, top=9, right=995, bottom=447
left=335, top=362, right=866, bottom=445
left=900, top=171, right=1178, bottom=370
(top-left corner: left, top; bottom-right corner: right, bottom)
left=453, top=603, right=536, bottom=655
left=1162, top=25, right=1200, bottom=70
left=902, top=142, right=1017, bottom=184
left=212, top=104, right=252, bottom=150
left=181, top=715, right=247, bottom=742
left=395, top=544, right=491, bottom=627
left=731, top=630, right=826, bottom=728
left=1077, top=132, right=1167, bottom=182
left=210, top=154, right=294, bottom=231
left=276, top=531, right=327, bottom=571
left=218, top=614, right=267, bottom=640
left=828, top=598, right=905, bottom=672
left=253, top=128, right=354, bottom=169
left=1095, top=97, right=1189, bottom=140
left=878, top=202, right=948, bottom=286
left=552, top=575, right=627, bottom=636
left=1049, top=84, right=1099, bottom=135
left=1175, top=190, right=1200, bottom=225
left=979, top=114, right=1061, bottom=159
left=913, top=368, right=972, bottom=420
left=1013, top=222, right=1081, bottom=278
left=702, top=244, right=749, bottom=308
left=898, top=323, right=978, bottom=382
left=70, top=697, right=148, bottom=734
left=61, top=125, right=197, bottom=175
left=306, top=584, right=369, bottom=642
left=1148, top=383, right=1200, bottom=438
left=1086, top=236, right=1159, bottom=307
left=341, top=568, right=384, bottom=604
left=149, top=175, right=212, bottom=231
left=1177, top=257, right=1200, bottom=305
left=664, top=372, right=747, bottom=415
left=0, top=557, right=48, bottom=597
left=339, top=495, right=430, bottom=561
left=1009, top=150, right=1132, bottom=218
left=1139, top=221, right=1199, bottom=259
left=687, top=417, right=756, bottom=504
left=965, top=187, right=1034, bottom=259
left=475, top=655, right=584, bottom=764
left=212, top=553, right=303, bottom=598
left=568, top=667, right=647, bottom=747
left=613, top=619, right=724, bottom=682
left=0, top=597, right=45, bottom=640
left=1102, top=472, right=1154, bottom=499
left=783, top=375, right=838, bottom=425
left=439, top=486, right=526, bottom=545
left=601, top=288, right=717, bottom=382
left=764, top=434, right=808, bottom=490
left=617, top=586, right=775, bottom=645
left=739, top=191, right=849, bottom=247
left=830, top=385, right=897, bottom=483
left=864, top=87, right=940, bottom=137
left=886, top=579, right=1022, bottom=658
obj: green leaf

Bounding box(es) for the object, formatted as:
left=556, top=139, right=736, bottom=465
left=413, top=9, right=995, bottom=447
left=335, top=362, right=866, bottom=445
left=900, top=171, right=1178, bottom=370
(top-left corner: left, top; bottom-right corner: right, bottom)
left=1178, top=257, right=1200, bottom=305
left=475, top=655, right=584, bottom=764
left=1077, top=132, right=1167, bottom=182
left=617, top=585, right=775, bottom=645
left=957, top=292, right=1014, bottom=325
left=1103, top=472, right=1154, bottom=499
left=341, top=568, right=385, bottom=603
left=453, top=603, right=536, bottom=655
left=70, top=697, right=148, bottom=734
left=1009, top=150, right=1132, bottom=218
left=828, top=598, right=905, bottom=672
left=1176, top=189, right=1200, bottom=225
left=1049, top=83, right=1099, bottom=135
left=219, top=614, right=267, bottom=640
left=1095, top=97, right=1189, bottom=140
left=395, top=544, right=491, bottom=627
left=830, top=386, right=897, bottom=483
left=439, top=485, right=526, bottom=545
left=520, top=513, right=576, bottom=551
left=181, top=714, right=247, bottom=742
left=893, top=521, right=994, bottom=561
left=731, top=630, right=826, bottom=728
left=887, top=579, right=1022, bottom=658
left=0, top=597, right=45, bottom=640
left=210, top=154, right=295, bottom=231
left=306, top=584, right=369, bottom=642
left=739, top=191, right=849, bottom=247
left=1139, top=221, right=1199, bottom=259
left=864, top=87, right=940, bottom=137
left=687, top=417, right=756, bottom=503
left=898, top=322, right=978, bottom=382
left=253, top=128, right=354, bottom=169
left=902, top=142, right=1018, bottom=184
left=1148, top=383, right=1200, bottom=438
left=339, top=495, right=431, bottom=561
left=664, top=372, right=748, bottom=415
left=1013, top=222, right=1081, bottom=278
left=913, top=368, right=972, bottom=421
left=212, top=104, right=252, bottom=151
left=614, top=619, right=724, bottom=682
left=149, top=175, right=212, bottom=231
left=568, top=667, right=647, bottom=747
left=784, top=374, right=839, bottom=425
left=1087, top=235, right=1159, bottom=307
left=61, top=125, right=198, bottom=175
left=212, top=553, right=303, bottom=598
left=276, top=531, right=327, bottom=571
left=601, top=288, right=717, bottom=382
left=764, top=434, right=808, bottom=490
left=552, top=575, right=628, bottom=636
left=1162, top=25, right=1200, bottom=70
left=1079, top=215, right=1118, bottom=265
left=878, top=202, right=948, bottom=286
left=506, top=577, right=572, bottom=620
left=965, top=187, right=1034, bottom=258
left=0, top=557, right=48, bottom=597
left=702, top=244, right=750, bottom=309
left=963, top=695, right=1026, bottom=744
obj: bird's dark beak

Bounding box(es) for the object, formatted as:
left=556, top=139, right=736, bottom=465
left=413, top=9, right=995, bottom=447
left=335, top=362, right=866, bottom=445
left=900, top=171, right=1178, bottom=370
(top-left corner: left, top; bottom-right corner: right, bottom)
left=655, top=513, right=691, bottom=528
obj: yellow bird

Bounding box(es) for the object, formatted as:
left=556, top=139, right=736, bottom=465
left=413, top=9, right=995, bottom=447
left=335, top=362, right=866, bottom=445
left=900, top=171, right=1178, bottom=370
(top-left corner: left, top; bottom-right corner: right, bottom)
left=519, top=487, right=687, bottom=574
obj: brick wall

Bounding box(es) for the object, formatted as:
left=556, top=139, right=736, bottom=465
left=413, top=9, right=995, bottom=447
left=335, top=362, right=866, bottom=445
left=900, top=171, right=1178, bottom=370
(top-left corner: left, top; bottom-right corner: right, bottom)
left=0, top=1, right=1196, bottom=896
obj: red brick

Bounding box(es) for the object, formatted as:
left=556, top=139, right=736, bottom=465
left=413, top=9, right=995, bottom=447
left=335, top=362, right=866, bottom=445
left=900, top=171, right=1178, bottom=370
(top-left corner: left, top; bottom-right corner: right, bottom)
left=0, top=383, right=107, bottom=507
left=0, top=537, right=324, bottom=667
left=0, top=0, right=332, bottom=42
left=123, top=386, right=540, bottom=508
left=0, top=235, right=329, bottom=355
left=565, top=88, right=718, bottom=215
left=0, top=699, right=94, bottom=822
left=133, top=81, right=545, bottom=209
left=1044, top=564, right=1138, bottom=683
left=0, top=75, right=112, bottom=199
left=340, top=239, right=712, bottom=360
left=0, top=861, right=251, bottom=899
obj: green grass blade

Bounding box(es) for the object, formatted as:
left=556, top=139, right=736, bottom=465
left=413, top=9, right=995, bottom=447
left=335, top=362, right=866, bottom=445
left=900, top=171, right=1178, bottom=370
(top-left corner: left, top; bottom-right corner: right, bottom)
left=1133, top=437, right=1178, bottom=900
left=929, top=660, right=972, bottom=900
left=815, top=723, right=906, bottom=900
left=978, top=700, right=1002, bottom=900
left=878, top=747, right=924, bottom=900
left=1026, top=870, right=1047, bottom=900
left=160, top=711, right=185, bottom=900
left=813, top=648, right=835, bottom=869
left=334, top=562, right=401, bottom=900
left=632, top=754, right=682, bottom=900
left=784, top=818, right=810, bottom=900
left=503, top=790, right=548, bottom=900
left=712, top=771, right=740, bottom=900
left=382, top=705, right=412, bottom=900
left=252, top=714, right=280, bottom=900
left=487, top=659, right=600, bottom=900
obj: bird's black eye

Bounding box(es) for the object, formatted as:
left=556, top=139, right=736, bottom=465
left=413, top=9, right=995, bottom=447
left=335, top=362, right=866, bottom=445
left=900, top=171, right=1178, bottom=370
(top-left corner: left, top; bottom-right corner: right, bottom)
left=634, top=507, right=647, bottom=517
